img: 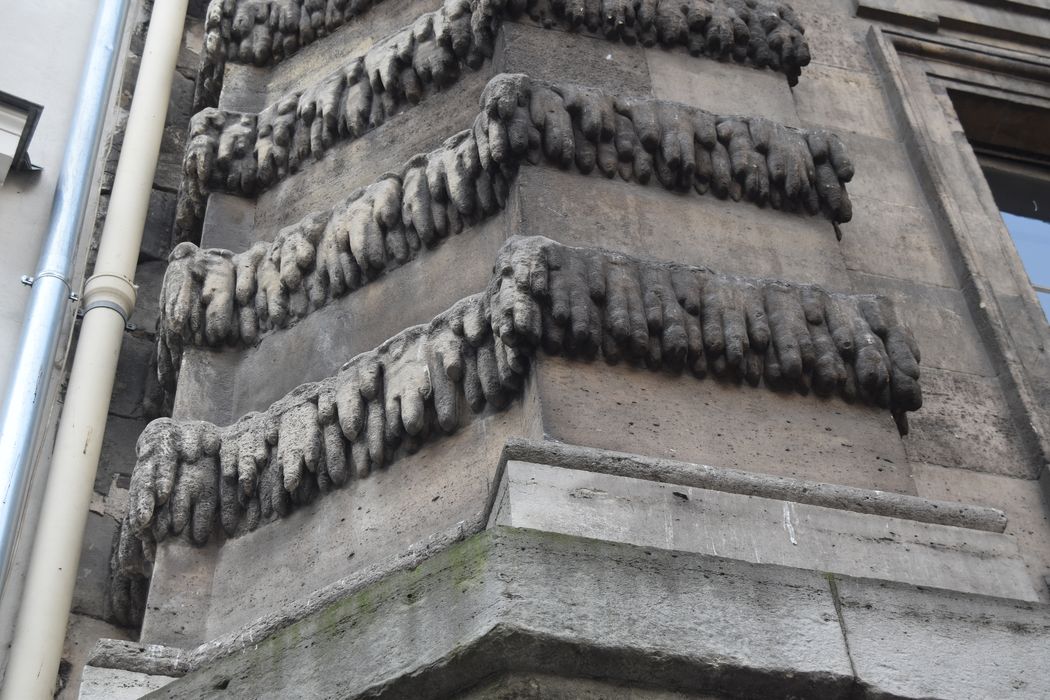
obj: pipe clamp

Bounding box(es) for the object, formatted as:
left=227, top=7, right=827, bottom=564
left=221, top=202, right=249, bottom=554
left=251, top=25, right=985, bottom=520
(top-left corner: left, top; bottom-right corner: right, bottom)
left=81, top=272, right=138, bottom=323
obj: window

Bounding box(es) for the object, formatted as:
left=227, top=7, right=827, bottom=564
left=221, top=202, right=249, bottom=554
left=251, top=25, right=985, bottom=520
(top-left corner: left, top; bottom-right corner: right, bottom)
left=979, top=156, right=1050, bottom=321
left=949, top=90, right=1050, bottom=322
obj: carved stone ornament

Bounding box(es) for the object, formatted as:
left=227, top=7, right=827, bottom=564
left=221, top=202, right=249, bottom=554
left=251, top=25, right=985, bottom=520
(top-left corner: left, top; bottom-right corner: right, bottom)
left=118, top=234, right=922, bottom=606
left=161, top=74, right=856, bottom=388
left=179, top=72, right=850, bottom=235
left=195, top=0, right=811, bottom=111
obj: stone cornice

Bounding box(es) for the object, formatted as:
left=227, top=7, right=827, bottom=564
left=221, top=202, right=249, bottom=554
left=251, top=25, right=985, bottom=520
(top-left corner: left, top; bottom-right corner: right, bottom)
left=160, top=75, right=856, bottom=388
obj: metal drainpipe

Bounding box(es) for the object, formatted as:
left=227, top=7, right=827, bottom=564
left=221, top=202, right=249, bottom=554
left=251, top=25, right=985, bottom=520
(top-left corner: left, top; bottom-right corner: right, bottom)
left=0, top=0, right=130, bottom=604
left=1, top=0, right=189, bottom=696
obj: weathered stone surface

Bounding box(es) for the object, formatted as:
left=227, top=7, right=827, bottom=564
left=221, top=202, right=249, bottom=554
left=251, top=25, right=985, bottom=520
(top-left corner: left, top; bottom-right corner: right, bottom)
left=221, top=0, right=448, bottom=113
left=459, top=673, right=726, bottom=699
left=647, top=47, right=801, bottom=126
left=493, top=460, right=1037, bottom=600
left=97, top=415, right=152, bottom=495
left=57, top=615, right=130, bottom=700
left=128, top=236, right=924, bottom=576
left=162, top=75, right=858, bottom=380
left=89, top=525, right=1050, bottom=700
left=78, top=667, right=177, bottom=700
left=217, top=214, right=507, bottom=421
left=202, top=404, right=535, bottom=640
left=838, top=194, right=957, bottom=289
left=141, top=528, right=855, bottom=699
left=140, top=190, right=177, bottom=263
left=514, top=165, right=850, bottom=288
left=110, top=333, right=156, bottom=418
left=905, top=367, right=1036, bottom=478
left=792, top=60, right=896, bottom=140
left=856, top=0, right=1050, bottom=45
left=791, top=0, right=877, bottom=75
left=836, top=130, right=925, bottom=210
left=195, top=0, right=811, bottom=113
left=133, top=260, right=169, bottom=333
left=250, top=65, right=492, bottom=236
left=535, top=353, right=915, bottom=491
left=837, top=574, right=1050, bottom=699
left=914, top=462, right=1050, bottom=602
left=72, top=513, right=121, bottom=619
left=497, top=20, right=652, bottom=95
left=178, top=71, right=855, bottom=240
left=850, top=270, right=995, bottom=378
left=198, top=193, right=257, bottom=251
left=502, top=438, right=1006, bottom=531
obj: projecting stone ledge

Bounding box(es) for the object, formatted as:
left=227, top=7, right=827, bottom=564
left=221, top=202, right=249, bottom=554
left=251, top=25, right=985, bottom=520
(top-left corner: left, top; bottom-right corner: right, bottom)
left=85, top=526, right=1050, bottom=700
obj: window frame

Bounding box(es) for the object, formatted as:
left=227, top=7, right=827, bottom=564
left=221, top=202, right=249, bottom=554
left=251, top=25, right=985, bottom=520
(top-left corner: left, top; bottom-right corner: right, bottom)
left=866, top=25, right=1050, bottom=483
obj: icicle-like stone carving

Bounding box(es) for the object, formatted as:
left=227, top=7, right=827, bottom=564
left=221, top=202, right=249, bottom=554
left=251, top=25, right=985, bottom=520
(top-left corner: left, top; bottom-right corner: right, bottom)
left=181, top=68, right=847, bottom=239
left=126, top=235, right=922, bottom=578
left=195, top=0, right=810, bottom=111
left=162, top=76, right=855, bottom=380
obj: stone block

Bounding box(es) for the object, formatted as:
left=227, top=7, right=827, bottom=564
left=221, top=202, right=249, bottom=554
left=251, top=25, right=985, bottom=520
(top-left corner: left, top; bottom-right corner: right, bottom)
left=836, top=575, right=1050, bottom=699
left=849, top=270, right=996, bottom=377
left=57, top=614, right=130, bottom=700
left=914, top=462, right=1050, bottom=602
left=109, top=332, right=155, bottom=418
left=515, top=166, right=851, bottom=290
left=494, top=460, right=1038, bottom=600
left=78, top=667, right=177, bottom=700
left=132, top=260, right=167, bottom=333
left=647, top=48, right=800, bottom=126
left=171, top=348, right=238, bottom=424
left=533, top=354, right=915, bottom=494
left=220, top=0, right=446, bottom=112
left=199, top=193, right=256, bottom=252
left=153, top=124, right=186, bottom=193
left=165, top=72, right=195, bottom=130
left=180, top=212, right=509, bottom=424
left=905, top=367, right=1036, bottom=478
left=141, top=528, right=855, bottom=699
left=140, top=537, right=221, bottom=649
left=72, top=513, right=120, bottom=619
left=140, top=190, right=176, bottom=263
left=792, top=62, right=897, bottom=140
left=498, top=21, right=651, bottom=96
left=249, top=67, right=493, bottom=240
left=96, top=415, right=150, bottom=495
left=142, top=399, right=541, bottom=646
left=461, top=673, right=726, bottom=699
left=207, top=407, right=535, bottom=641
left=838, top=195, right=957, bottom=289
left=837, top=130, right=927, bottom=210
left=791, top=0, right=879, bottom=75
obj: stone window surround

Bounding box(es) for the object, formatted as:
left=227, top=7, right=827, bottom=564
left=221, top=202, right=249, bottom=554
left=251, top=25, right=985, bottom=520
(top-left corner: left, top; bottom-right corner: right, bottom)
left=867, top=25, right=1050, bottom=495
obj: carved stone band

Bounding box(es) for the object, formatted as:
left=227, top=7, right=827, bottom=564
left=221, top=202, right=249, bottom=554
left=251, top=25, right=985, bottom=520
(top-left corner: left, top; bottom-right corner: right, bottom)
left=195, top=0, right=811, bottom=111
left=128, top=234, right=922, bottom=586
left=181, top=69, right=845, bottom=239
left=161, top=74, right=856, bottom=384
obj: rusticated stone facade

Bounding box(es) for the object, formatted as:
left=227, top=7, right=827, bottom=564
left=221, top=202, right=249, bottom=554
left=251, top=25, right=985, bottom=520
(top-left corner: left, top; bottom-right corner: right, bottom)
left=69, top=0, right=1050, bottom=698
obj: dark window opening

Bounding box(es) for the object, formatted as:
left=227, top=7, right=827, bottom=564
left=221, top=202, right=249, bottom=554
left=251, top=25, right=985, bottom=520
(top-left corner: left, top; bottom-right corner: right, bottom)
left=950, top=91, right=1050, bottom=322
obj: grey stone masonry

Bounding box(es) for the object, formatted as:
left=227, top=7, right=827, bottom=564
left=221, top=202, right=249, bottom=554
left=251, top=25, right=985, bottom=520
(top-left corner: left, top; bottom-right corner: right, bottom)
left=81, top=526, right=1050, bottom=699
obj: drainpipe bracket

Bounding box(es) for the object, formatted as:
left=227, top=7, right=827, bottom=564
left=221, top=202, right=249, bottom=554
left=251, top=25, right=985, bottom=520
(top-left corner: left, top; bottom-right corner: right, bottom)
left=81, top=272, right=137, bottom=323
